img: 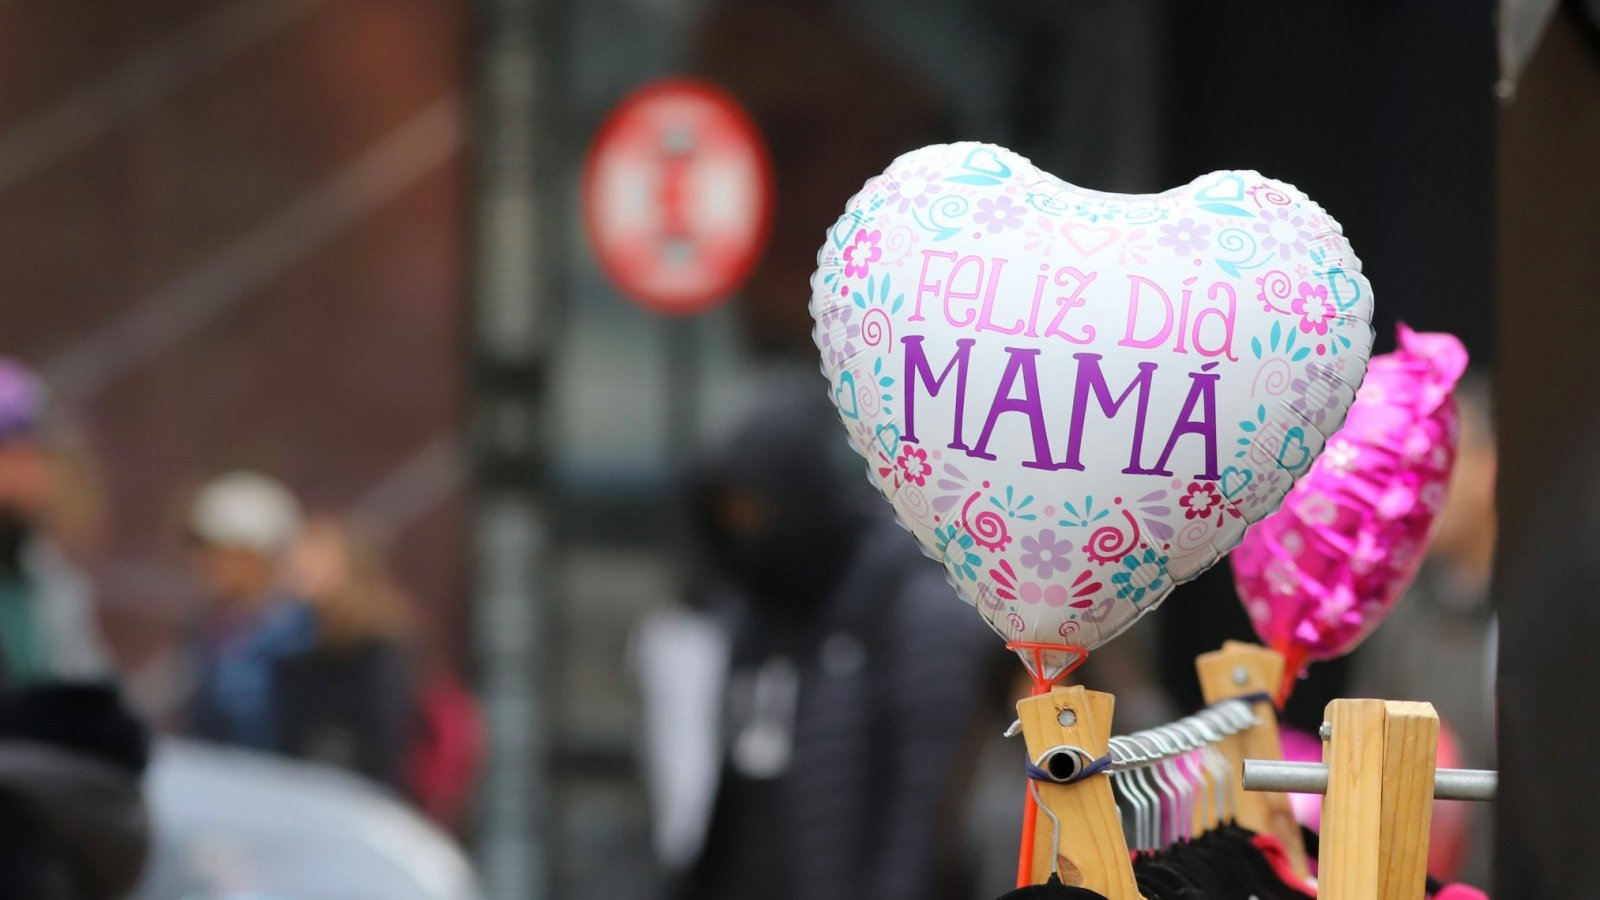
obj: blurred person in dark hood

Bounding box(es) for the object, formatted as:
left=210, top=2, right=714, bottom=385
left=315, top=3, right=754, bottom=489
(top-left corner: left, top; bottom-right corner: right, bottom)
left=0, top=358, right=109, bottom=683
left=651, top=379, right=1003, bottom=900
left=0, top=682, right=150, bottom=899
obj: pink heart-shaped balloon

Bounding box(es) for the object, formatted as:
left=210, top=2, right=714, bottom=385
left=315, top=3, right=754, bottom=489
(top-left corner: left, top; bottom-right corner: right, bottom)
left=811, top=143, right=1376, bottom=680
left=1231, top=324, right=1467, bottom=681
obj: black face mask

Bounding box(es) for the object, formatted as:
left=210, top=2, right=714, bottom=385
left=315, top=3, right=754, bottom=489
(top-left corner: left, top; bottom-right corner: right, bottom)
left=688, top=389, right=872, bottom=621
left=694, top=472, right=864, bottom=621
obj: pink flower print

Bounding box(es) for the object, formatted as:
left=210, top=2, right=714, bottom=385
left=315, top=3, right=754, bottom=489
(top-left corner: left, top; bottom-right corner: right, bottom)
left=1297, top=493, right=1339, bottom=527
left=887, top=164, right=943, bottom=213
left=1019, top=581, right=1071, bottom=607
left=1018, top=529, right=1074, bottom=579
left=1350, top=532, right=1383, bottom=575
left=1313, top=587, right=1356, bottom=628
left=1279, top=528, right=1306, bottom=557
left=1291, top=282, right=1333, bottom=336
left=1265, top=557, right=1297, bottom=595
left=1254, top=207, right=1310, bottom=260
left=1323, top=439, right=1359, bottom=477
left=895, top=445, right=932, bottom=487
left=1157, top=217, right=1211, bottom=256
left=974, top=196, right=1024, bottom=234
left=842, top=229, right=882, bottom=279
left=1178, top=482, right=1223, bottom=521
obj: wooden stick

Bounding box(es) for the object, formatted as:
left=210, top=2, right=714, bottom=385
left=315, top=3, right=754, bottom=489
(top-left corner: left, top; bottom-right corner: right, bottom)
left=1015, top=685, right=1141, bottom=899
left=1194, top=640, right=1310, bottom=878
left=1319, top=698, right=1388, bottom=900
left=1377, top=701, right=1440, bottom=900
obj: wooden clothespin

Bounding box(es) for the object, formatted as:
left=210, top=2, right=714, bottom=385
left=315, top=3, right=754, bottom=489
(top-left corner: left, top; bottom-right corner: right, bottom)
left=1194, top=640, right=1310, bottom=879
left=1319, top=698, right=1439, bottom=900
left=1015, top=685, right=1141, bottom=899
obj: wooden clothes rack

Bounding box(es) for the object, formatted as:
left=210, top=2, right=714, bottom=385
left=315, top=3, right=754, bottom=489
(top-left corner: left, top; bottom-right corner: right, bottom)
left=1015, top=641, right=1455, bottom=900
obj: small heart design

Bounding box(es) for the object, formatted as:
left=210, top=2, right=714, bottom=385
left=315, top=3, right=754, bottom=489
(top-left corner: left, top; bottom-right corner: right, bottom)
left=874, top=422, right=901, bottom=458
left=830, top=208, right=869, bottom=250
left=1219, top=466, right=1254, bottom=499
left=1196, top=172, right=1246, bottom=203
left=960, top=145, right=1011, bottom=179
left=835, top=371, right=860, bottom=420
left=1322, top=265, right=1365, bottom=311
left=1276, top=427, right=1312, bottom=472
left=1062, top=223, right=1119, bottom=256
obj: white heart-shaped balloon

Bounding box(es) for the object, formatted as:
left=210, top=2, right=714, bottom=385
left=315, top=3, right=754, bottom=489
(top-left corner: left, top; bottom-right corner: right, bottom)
left=811, top=143, right=1374, bottom=679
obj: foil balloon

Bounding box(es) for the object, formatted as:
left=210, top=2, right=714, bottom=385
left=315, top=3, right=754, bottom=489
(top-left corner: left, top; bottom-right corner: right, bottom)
left=1231, top=325, right=1466, bottom=691
left=811, top=143, right=1375, bottom=680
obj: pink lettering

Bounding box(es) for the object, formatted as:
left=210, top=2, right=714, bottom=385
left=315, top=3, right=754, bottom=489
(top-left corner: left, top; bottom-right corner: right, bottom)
left=911, top=249, right=957, bottom=322
left=1042, top=267, right=1098, bottom=345
left=976, top=258, right=1024, bottom=335
left=1120, top=275, right=1174, bottom=349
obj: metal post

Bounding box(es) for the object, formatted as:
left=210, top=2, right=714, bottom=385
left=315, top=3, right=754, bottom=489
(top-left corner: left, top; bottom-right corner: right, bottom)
left=471, top=0, right=560, bottom=895
left=1241, top=759, right=1498, bottom=802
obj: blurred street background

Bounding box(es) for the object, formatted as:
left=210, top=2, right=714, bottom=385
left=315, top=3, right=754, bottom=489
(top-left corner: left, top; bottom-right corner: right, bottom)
left=0, top=1, right=1592, bottom=898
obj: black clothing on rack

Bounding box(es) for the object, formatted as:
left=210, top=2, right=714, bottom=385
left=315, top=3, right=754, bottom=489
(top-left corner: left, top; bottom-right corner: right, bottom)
left=992, top=825, right=1314, bottom=900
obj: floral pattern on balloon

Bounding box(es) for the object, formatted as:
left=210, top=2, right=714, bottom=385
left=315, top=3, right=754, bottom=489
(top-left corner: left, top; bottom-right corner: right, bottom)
left=810, top=143, right=1375, bottom=680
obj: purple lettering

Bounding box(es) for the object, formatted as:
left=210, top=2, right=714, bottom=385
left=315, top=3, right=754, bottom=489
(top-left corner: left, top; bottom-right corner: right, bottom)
left=902, top=336, right=975, bottom=450
left=1149, top=362, right=1221, bottom=480
left=970, top=348, right=1054, bottom=469
left=1064, top=354, right=1159, bottom=474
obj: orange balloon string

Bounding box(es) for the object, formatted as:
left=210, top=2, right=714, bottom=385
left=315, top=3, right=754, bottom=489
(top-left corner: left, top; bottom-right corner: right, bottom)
left=1276, top=645, right=1310, bottom=707
left=1007, top=642, right=1087, bottom=888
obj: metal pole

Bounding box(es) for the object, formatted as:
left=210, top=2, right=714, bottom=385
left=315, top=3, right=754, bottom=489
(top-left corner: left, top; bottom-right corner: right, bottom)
left=471, top=0, right=560, bottom=895
left=1241, top=759, right=1498, bottom=802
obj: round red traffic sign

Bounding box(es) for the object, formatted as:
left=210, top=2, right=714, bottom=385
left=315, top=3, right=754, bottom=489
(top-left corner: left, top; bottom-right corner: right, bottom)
left=582, top=79, right=774, bottom=315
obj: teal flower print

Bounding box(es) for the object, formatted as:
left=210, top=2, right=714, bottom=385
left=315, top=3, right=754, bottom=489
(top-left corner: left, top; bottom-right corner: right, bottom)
left=1110, top=548, right=1170, bottom=605
left=936, top=523, right=983, bottom=581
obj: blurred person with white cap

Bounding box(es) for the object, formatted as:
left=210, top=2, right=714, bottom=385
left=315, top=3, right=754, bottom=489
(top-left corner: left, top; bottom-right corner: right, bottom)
left=182, top=471, right=315, bottom=752
left=0, top=356, right=109, bottom=684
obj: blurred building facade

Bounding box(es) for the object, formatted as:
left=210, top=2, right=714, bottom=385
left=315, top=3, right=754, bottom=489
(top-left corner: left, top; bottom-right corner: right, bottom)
left=0, top=0, right=469, bottom=699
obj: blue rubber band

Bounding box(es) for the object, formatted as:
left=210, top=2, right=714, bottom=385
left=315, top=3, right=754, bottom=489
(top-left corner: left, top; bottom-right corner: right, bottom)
left=1026, top=752, right=1112, bottom=785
